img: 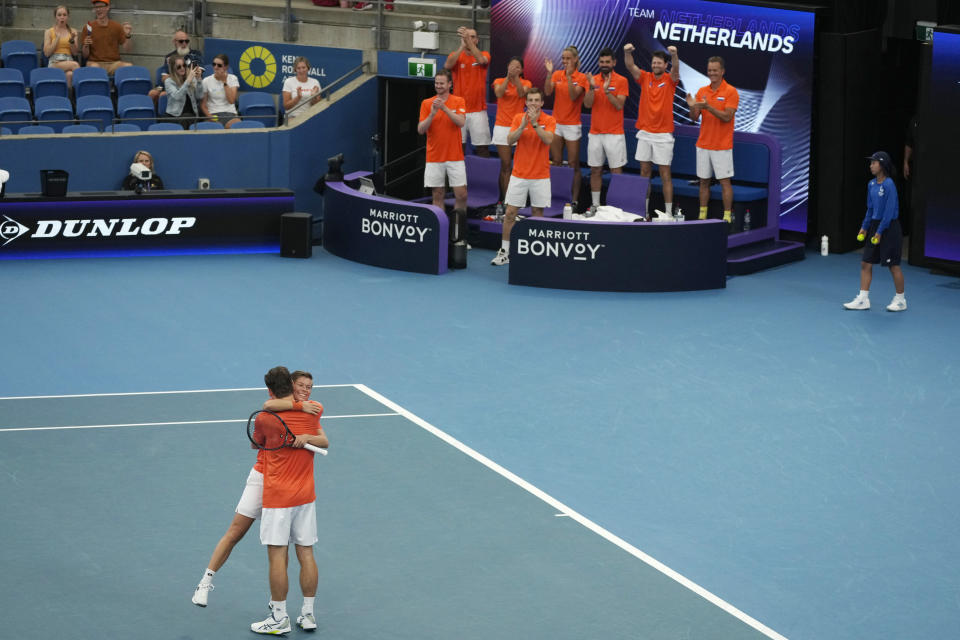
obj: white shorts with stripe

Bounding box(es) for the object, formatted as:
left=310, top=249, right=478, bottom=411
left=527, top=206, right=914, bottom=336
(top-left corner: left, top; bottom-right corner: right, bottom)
left=260, top=502, right=318, bottom=547
left=424, top=160, right=467, bottom=188
left=505, top=176, right=551, bottom=209
left=696, top=147, right=735, bottom=180
left=587, top=133, right=627, bottom=169
left=634, top=130, right=675, bottom=166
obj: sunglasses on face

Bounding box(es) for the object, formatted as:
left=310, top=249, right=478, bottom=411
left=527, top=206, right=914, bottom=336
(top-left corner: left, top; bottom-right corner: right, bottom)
left=213, top=62, right=224, bottom=68
left=176, top=39, right=189, bottom=44
left=175, top=65, right=185, bottom=70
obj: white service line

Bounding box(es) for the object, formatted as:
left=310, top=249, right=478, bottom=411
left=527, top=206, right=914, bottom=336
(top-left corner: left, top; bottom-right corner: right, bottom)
left=0, top=412, right=401, bottom=433
left=353, top=383, right=788, bottom=640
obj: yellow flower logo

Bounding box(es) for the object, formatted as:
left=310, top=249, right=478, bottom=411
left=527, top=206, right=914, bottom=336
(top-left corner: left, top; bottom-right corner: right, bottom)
left=238, top=45, right=277, bottom=89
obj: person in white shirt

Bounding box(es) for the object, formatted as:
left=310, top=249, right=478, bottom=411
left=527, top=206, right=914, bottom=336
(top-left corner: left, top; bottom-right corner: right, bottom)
left=282, top=56, right=321, bottom=121
left=200, top=53, right=240, bottom=128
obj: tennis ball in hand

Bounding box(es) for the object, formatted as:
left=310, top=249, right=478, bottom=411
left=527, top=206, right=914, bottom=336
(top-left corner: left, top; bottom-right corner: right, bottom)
left=870, top=235, right=880, bottom=245
left=857, top=232, right=866, bottom=242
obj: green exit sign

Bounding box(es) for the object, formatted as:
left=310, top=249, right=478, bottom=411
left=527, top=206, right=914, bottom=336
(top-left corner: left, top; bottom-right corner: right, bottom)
left=408, top=58, right=435, bottom=78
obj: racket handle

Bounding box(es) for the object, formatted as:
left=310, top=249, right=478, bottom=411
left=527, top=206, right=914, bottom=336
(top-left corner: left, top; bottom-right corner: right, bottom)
left=305, top=443, right=328, bottom=456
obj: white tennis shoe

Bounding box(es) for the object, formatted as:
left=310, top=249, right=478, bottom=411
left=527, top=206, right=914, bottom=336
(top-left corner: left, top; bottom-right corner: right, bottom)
left=191, top=583, right=213, bottom=607
left=843, top=295, right=870, bottom=310
left=297, top=612, right=318, bottom=631
left=886, top=296, right=907, bottom=312
left=491, top=248, right=509, bottom=266
left=251, top=612, right=291, bottom=635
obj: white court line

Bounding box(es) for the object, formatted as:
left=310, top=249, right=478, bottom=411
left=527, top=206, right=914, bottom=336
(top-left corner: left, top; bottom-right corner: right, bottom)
left=354, top=383, right=788, bottom=640
left=0, top=412, right=400, bottom=433
left=0, top=384, right=358, bottom=401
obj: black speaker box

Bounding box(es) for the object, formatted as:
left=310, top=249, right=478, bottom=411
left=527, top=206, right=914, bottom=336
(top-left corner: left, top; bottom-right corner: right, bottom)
left=280, top=212, right=313, bottom=258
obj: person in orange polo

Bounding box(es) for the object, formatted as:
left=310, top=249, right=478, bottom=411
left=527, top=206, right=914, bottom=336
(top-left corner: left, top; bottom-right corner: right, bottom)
left=583, top=47, right=629, bottom=213
left=686, top=56, right=739, bottom=224
left=444, top=26, right=491, bottom=157
left=491, top=87, right=555, bottom=266
left=624, top=44, right=680, bottom=218
left=418, top=69, right=467, bottom=211
left=491, top=56, right=532, bottom=215
left=544, top=46, right=589, bottom=208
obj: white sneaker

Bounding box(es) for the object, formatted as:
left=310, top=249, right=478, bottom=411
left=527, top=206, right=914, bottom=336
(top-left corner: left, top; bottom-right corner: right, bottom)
left=490, top=248, right=509, bottom=266
left=191, top=583, right=213, bottom=607
left=843, top=295, right=870, bottom=310
left=297, top=613, right=317, bottom=631
left=251, top=612, right=291, bottom=635
left=886, top=297, right=907, bottom=312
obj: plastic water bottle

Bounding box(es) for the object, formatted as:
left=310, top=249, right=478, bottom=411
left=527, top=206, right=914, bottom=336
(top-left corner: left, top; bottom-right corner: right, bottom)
left=674, top=207, right=683, bottom=222
left=821, top=235, right=829, bottom=256
left=563, top=203, right=573, bottom=219
left=744, top=209, right=751, bottom=231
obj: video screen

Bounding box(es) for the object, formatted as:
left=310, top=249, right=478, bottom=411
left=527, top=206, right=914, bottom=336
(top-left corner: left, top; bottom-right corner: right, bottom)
left=490, top=0, right=816, bottom=232
left=924, top=29, right=960, bottom=263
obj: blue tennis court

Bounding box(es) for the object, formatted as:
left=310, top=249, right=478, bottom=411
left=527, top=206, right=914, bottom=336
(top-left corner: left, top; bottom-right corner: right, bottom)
left=1, top=384, right=774, bottom=639
left=1, top=247, right=959, bottom=640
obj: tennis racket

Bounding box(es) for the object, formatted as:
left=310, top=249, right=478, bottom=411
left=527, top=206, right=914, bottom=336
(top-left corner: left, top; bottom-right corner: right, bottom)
left=246, top=409, right=328, bottom=456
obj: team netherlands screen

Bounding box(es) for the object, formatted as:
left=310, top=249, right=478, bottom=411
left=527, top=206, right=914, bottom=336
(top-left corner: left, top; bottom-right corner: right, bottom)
left=490, top=0, right=816, bottom=233
left=925, top=30, right=960, bottom=263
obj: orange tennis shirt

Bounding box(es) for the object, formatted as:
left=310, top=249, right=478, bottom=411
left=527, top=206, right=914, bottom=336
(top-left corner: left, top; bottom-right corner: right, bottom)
left=420, top=94, right=466, bottom=163
left=694, top=79, right=739, bottom=151
left=261, top=411, right=322, bottom=509
left=510, top=111, right=556, bottom=180
left=588, top=71, right=629, bottom=134
left=634, top=70, right=677, bottom=134
left=492, top=77, right=532, bottom=127
left=451, top=50, right=490, bottom=113
left=550, top=70, right=588, bottom=125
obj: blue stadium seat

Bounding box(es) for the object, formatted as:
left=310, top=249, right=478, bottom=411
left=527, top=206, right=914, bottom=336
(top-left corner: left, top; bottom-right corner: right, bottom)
left=62, top=124, right=100, bottom=134
left=72, top=67, right=111, bottom=99
left=107, top=123, right=141, bottom=133
left=237, top=92, right=276, bottom=127
left=230, top=120, right=266, bottom=129
left=113, top=65, right=153, bottom=96
left=117, top=94, right=155, bottom=127
left=1, top=41, right=39, bottom=83
left=157, top=93, right=168, bottom=116
left=1, top=127, right=12, bottom=136
left=0, top=96, right=33, bottom=133
left=75, top=95, right=115, bottom=131
left=190, top=121, right=223, bottom=130
left=148, top=122, right=184, bottom=132
left=17, top=124, right=55, bottom=135
left=0, top=68, right=26, bottom=99
left=34, top=96, right=74, bottom=132
left=29, top=68, right=69, bottom=100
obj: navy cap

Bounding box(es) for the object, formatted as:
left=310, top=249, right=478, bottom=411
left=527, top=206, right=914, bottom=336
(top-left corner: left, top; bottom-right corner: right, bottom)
left=867, top=150, right=894, bottom=176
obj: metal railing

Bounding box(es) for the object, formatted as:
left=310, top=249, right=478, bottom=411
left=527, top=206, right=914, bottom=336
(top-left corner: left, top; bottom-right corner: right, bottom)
left=0, top=114, right=276, bottom=134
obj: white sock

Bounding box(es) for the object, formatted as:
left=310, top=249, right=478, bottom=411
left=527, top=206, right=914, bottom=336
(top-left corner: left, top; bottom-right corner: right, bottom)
left=501, top=239, right=509, bottom=252
left=270, top=600, right=287, bottom=620
left=893, top=292, right=905, bottom=301
left=664, top=202, right=673, bottom=214
left=199, top=569, right=215, bottom=586
left=301, top=596, right=315, bottom=616
left=859, top=290, right=870, bottom=299
left=591, top=191, right=600, bottom=206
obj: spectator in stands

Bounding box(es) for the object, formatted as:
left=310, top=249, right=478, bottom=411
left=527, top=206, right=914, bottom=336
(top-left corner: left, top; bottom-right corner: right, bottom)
left=282, top=57, right=321, bottom=121
left=686, top=56, right=739, bottom=224
left=444, top=26, right=491, bottom=157
left=544, top=46, right=588, bottom=209
left=82, top=0, right=133, bottom=75
left=351, top=2, right=394, bottom=10
left=583, top=47, right=629, bottom=214
left=624, top=44, right=680, bottom=218
left=43, top=6, right=80, bottom=88
left=201, top=54, right=241, bottom=128
left=121, top=150, right=165, bottom=191
left=164, top=54, right=205, bottom=129
left=149, top=30, right=204, bottom=106
left=491, top=56, right=531, bottom=216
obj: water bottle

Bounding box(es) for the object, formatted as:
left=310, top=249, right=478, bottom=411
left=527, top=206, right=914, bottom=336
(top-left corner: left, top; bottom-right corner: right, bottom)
left=674, top=207, right=683, bottom=222
left=821, top=235, right=829, bottom=256
left=743, top=209, right=751, bottom=231
left=563, top=203, right=572, bottom=219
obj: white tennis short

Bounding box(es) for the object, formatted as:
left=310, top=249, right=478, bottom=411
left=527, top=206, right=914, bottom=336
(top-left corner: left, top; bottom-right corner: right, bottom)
left=461, top=111, right=491, bottom=145
left=635, top=130, right=675, bottom=166
left=587, top=133, right=627, bottom=169
left=554, top=123, right=582, bottom=141
left=696, top=147, right=735, bottom=180
left=260, top=502, right=318, bottom=546
left=235, top=467, right=263, bottom=519
left=424, top=160, right=467, bottom=188
left=505, top=176, right=551, bottom=209
left=491, top=124, right=516, bottom=147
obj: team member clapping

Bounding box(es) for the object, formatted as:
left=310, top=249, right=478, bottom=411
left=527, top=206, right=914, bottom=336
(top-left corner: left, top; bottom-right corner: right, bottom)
left=201, top=54, right=240, bottom=128
left=282, top=57, right=321, bottom=121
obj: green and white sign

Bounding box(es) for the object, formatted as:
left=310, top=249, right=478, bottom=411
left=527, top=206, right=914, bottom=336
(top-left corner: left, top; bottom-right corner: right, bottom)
left=408, top=58, right=436, bottom=78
